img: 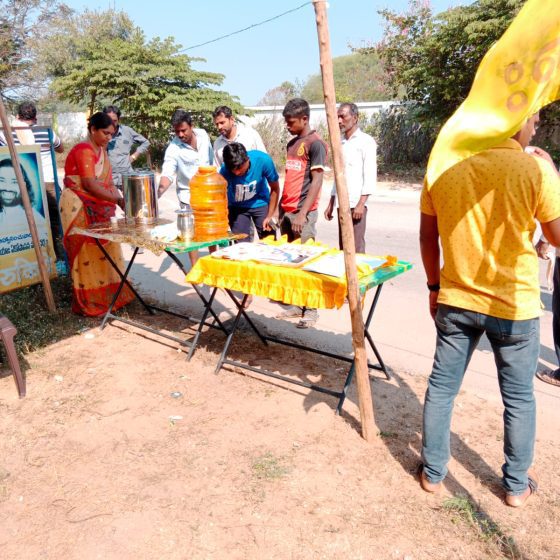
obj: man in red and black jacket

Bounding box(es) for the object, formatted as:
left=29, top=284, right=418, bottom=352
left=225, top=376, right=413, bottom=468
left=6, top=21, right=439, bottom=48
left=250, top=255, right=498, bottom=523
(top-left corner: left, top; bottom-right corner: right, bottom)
left=277, top=98, right=328, bottom=328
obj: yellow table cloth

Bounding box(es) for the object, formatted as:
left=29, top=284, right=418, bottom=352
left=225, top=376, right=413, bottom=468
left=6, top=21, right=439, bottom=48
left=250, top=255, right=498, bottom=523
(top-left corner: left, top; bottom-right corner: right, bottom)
left=186, top=241, right=411, bottom=310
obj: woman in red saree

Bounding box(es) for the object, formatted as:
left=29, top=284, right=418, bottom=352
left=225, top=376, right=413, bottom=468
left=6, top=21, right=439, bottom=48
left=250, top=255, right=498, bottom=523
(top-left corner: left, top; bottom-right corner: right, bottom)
left=59, top=112, right=133, bottom=316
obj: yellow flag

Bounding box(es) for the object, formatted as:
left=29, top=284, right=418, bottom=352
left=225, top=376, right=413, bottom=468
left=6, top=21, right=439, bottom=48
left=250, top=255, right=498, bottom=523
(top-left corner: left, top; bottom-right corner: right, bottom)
left=426, top=0, right=560, bottom=187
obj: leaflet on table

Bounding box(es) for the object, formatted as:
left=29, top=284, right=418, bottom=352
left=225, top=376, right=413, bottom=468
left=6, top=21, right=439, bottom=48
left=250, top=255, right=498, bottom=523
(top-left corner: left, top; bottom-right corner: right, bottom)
left=211, top=242, right=327, bottom=267
left=302, top=253, right=387, bottom=277
left=150, top=222, right=179, bottom=242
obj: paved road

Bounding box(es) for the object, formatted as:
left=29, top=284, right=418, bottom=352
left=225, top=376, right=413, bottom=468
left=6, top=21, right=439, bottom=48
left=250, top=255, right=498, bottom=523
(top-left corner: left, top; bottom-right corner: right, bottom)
left=126, top=180, right=560, bottom=434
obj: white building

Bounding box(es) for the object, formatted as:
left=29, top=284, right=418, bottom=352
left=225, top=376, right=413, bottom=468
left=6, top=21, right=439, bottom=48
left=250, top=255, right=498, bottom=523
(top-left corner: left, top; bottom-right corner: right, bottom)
left=241, top=101, right=394, bottom=129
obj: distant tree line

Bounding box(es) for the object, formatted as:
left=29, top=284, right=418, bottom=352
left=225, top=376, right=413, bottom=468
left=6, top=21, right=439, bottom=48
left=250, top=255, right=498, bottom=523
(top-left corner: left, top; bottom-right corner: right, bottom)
left=0, top=0, right=243, bottom=155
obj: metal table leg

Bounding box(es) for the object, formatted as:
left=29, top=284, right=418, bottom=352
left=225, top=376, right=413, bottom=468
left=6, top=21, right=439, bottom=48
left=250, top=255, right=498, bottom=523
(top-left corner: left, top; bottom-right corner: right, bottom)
left=96, top=242, right=226, bottom=355
left=335, top=284, right=390, bottom=414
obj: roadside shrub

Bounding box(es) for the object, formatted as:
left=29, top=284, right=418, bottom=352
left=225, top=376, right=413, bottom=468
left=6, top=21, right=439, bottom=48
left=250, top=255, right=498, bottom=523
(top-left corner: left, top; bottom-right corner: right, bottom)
left=254, top=116, right=292, bottom=171
left=364, top=104, right=436, bottom=172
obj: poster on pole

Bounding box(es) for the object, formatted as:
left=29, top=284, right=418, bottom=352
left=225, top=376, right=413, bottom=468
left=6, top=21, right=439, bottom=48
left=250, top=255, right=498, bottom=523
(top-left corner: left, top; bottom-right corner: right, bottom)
left=0, top=145, right=57, bottom=293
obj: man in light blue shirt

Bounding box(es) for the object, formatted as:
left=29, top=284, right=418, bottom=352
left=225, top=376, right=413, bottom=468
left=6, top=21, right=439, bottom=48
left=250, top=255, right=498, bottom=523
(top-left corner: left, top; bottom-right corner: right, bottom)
left=103, top=105, right=150, bottom=190
left=157, top=109, right=213, bottom=209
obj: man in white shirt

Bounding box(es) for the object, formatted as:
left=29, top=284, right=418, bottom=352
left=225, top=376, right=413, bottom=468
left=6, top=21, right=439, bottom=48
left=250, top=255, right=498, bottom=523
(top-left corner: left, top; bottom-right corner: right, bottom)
left=157, top=109, right=213, bottom=264
left=324, top=102, right=377, bottom=253
left=212, top=105, right=267, bottom=167
left=158, top=109, right=213, bottom=209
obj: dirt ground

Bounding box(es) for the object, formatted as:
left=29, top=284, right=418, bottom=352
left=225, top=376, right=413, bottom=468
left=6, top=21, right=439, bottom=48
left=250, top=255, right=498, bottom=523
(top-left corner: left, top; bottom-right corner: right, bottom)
left=1, top=178, right=559, bottom=559
left=1, top=302, right=559, bottom=560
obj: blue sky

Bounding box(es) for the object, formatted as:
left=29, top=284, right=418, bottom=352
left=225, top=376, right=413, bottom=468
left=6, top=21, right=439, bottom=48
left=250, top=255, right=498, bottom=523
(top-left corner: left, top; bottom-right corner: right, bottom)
left=63, top=0, right=474, bottom=106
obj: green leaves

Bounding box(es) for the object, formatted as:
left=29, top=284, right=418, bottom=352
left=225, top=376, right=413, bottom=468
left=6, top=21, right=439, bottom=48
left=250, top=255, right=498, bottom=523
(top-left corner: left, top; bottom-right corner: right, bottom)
left=375, top=0, right=526, bottom=127
left=299, top=52, right=392, bottom=104
left=36, top=8, right=244, bottom=142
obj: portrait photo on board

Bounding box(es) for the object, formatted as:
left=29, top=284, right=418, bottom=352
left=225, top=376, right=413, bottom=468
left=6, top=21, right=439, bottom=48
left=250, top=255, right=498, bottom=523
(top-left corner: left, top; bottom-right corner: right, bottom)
left=0, top=146, right=56, bottom=293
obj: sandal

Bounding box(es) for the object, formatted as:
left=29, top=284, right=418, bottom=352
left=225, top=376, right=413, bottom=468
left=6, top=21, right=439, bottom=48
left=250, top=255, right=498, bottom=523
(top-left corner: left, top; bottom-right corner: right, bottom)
left=505, top=473, right=538, bottom=508
left=416, top=463, right=442, bottom=493
left=536, top=369, right=560, bottom=387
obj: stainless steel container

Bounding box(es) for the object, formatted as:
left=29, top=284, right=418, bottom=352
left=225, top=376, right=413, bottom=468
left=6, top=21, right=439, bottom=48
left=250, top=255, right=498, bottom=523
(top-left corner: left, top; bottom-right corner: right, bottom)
left=122, top=170, right=158, bottom=224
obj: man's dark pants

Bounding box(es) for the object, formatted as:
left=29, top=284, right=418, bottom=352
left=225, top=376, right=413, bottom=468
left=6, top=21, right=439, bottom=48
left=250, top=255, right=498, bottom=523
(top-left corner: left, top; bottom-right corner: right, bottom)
left=337, top=206, right=368, bottom=253
left=228, top=205, right=271, bottom=240
left=278, top=209, right=318, bottom=322
left=279, top=209, right=317, bottom=243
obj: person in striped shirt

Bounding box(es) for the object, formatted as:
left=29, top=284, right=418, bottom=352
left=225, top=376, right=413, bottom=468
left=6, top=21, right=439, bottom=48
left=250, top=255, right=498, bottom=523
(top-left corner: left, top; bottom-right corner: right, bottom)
left=0, top=102, right=64, bottom=257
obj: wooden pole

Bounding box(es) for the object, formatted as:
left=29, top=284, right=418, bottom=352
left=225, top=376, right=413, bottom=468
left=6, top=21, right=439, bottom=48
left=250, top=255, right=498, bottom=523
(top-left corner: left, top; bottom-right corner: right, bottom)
left=312, top=0, right=376, bottom=442
left=0, top=95, right=56, bottom=312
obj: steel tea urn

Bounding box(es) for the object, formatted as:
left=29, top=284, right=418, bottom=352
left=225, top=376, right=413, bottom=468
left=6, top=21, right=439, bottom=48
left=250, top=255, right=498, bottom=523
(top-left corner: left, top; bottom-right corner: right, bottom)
left=122, top=170, right=158, bottom=224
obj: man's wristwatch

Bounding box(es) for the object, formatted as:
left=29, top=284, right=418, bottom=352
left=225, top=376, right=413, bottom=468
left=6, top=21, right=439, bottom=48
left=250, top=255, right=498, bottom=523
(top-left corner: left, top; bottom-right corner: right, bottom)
left=427, top=282, right=440, bottom=292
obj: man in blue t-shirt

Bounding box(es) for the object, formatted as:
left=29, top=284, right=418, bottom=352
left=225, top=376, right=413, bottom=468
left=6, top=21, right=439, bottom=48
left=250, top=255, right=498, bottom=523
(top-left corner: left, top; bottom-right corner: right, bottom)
left=220, top=143, right=280, bottom=241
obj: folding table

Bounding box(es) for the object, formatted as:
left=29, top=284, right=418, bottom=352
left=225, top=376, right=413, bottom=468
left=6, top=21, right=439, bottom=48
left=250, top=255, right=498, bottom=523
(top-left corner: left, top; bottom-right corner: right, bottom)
left=72, top=219, right=243, bottom=359
left=186, top=250, right=412, bottom=412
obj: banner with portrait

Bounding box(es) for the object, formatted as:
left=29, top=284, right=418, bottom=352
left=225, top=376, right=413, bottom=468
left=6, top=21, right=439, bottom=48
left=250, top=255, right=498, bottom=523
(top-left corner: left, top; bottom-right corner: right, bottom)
left=0, top=146, right=57, bottom=293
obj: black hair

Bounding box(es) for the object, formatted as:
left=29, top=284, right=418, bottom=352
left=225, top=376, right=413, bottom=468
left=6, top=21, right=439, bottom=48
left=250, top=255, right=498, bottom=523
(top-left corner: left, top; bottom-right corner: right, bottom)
left=223, top=143, right=249, bottom=172
left=88, top=111, right=114, bottom=131
left=282, top=98, right=310, bottom=119
left=212, top=105, right=233, bottom=119
left=0, top=158, right=35, bottom=206
left=338, top=102, right=359, bottom=117
left=171, top=109, right=193, bottom=128
left=17, top=101, right=37, bottom=121
left=102, top=105, right=121, bottom=118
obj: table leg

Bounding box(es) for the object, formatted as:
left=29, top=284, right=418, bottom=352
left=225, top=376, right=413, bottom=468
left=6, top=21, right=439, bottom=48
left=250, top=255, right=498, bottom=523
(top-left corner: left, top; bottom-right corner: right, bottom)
left=336, top=363, right=355, bottom=415
left=224, top=290, right=268, bottom=346
left=99, top=245, right=155, bottom=330
left=363, top=284, right=390, bottom=379
left=214, top=303, right=245, bottom=375
left=164, top=250, right=227, bottom=333
left=187, top=287, right=218, bottom=361
left=96, top=240, right=154, bottom=318
left=336, top=284, right=390, bottom=413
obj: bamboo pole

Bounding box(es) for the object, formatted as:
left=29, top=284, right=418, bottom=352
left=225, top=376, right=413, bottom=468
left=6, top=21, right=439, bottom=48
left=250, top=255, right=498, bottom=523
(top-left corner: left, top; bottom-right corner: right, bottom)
left=0, top=95, right=56, bottom=312
left=312, top=0, right=376, bottom=442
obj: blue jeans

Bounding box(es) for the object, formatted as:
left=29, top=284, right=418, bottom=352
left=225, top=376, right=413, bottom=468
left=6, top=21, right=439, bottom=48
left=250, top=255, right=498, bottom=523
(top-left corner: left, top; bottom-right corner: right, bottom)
left=422, top=304, right=539, bottom=495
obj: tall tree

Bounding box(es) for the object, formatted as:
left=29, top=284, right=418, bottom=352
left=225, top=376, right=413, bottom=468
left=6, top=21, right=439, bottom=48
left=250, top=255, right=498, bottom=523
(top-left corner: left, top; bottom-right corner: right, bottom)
left=33, top=9, right=244, bottom=140
left=0, top=0, right=70, bottom=100
left=374, top=0, right=526, bottom=126
left=300, top=52, right=393, bottom=104
left=257, top=81, right=301, bottom=106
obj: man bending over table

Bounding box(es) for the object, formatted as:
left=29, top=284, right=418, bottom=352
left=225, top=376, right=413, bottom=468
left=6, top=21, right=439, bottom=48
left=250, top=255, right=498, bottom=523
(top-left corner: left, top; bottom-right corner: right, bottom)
left=219, top=142, right=280, bottom=240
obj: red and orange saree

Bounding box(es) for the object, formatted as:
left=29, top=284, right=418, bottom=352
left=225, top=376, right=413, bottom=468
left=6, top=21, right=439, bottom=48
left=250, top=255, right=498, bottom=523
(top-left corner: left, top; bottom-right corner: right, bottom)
left=60, top=142, right=133, bottom=317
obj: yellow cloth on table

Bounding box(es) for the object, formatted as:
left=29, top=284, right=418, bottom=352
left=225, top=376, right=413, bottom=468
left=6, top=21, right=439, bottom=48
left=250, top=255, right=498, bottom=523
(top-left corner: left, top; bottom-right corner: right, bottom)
left=186, top=239, right=396, bottom=310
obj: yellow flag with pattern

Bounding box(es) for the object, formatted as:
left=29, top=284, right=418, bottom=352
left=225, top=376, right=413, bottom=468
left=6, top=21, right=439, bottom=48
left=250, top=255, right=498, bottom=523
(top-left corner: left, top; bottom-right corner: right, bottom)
left=426, top=0, right=560, bottom=187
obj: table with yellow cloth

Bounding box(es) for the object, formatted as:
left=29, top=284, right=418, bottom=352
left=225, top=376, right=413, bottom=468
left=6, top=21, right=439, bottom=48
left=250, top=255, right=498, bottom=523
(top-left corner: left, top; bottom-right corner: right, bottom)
left=186, top=244, right=412, bottom=413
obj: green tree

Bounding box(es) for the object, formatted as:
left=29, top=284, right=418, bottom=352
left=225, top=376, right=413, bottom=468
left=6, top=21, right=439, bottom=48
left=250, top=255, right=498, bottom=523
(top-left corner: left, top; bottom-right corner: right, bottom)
left=0, top=0, right=70, bottom=100
left=374, top=0, right=526, bottom=126
left=257, top=80, right=302, bottom=106
left=34, top=9, right=244, bottom=141
left=300, top=52, right=393, bottom=103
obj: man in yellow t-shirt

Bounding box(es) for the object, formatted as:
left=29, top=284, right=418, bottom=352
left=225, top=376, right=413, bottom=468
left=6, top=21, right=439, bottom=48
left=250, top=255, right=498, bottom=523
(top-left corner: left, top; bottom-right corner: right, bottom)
left=419, top=113, right=560, bottom=508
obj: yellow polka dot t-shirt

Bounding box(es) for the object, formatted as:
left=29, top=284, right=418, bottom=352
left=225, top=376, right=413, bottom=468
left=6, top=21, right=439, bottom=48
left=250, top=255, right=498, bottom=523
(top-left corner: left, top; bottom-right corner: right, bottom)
left=421, top=139, right=560, bottom=320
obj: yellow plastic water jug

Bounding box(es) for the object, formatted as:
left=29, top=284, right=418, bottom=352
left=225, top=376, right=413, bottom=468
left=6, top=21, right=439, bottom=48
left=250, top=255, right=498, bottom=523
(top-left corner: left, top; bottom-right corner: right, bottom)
left=189, top=166, right=228, bottom=242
